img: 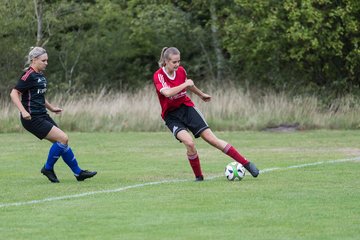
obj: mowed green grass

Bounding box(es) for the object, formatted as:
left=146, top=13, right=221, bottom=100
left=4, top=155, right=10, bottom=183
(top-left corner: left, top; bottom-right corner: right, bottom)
left=0, top=130, right=359, bottom=240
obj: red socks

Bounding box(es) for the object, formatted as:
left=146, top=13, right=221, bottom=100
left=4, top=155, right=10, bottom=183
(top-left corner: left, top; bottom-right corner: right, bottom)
left=223, top=144, right=249, bottom=165
left=187, top=153, right=203, bottom=177
left=187, top=145, right=247, bottom=177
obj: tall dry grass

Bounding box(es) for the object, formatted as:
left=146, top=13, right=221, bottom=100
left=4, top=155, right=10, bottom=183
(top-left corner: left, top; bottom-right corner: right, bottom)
left=2, top=85, right=360, bottom=132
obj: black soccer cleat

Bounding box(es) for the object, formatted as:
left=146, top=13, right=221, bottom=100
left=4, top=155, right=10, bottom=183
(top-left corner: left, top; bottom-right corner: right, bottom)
left=41, top=166, right=60, bottom=183
left=244, top=162, right=259, bottom=177
left=195, top=175, right=204, bottom=181
left=75, top=170, right=97, bottom=181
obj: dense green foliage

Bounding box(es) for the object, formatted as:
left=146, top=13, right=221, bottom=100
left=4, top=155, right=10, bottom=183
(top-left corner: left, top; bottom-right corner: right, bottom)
left=224, top=0, right=360, bottom=94
left=1, top=0, right=359, bottom=97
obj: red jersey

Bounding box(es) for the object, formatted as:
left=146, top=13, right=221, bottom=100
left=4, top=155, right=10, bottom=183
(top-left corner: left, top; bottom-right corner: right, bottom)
left=153, top=66, right=194, bottom=119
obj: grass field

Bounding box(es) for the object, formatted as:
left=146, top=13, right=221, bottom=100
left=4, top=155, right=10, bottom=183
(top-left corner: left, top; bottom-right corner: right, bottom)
left=0, top=130, right=359, bottom=240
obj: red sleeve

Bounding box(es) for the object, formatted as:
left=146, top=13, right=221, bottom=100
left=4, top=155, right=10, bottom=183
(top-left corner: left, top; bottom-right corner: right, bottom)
left=15, top=69, right=35, bottom=93
left=153, top=70, right=169, bottom=93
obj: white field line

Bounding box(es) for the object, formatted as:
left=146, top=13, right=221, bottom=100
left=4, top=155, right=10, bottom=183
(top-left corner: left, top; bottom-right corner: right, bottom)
left=1, top=156, right=359, bottom=208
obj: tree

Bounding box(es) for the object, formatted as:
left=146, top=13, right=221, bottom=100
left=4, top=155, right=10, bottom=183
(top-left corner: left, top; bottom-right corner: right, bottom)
left=33, top=0, right=44, bottom=46
left=175, top=0, right=233, bottom=83
left=1, top=0, right=358, bottom=96
left=0, top=0, right=34, bottom=97
left=209, top=1, right=225, bottom=81
left=223, top=0, right=360, bottom=94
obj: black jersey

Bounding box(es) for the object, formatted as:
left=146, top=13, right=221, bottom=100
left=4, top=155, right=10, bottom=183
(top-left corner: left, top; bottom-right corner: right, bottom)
left=14, top=67, right=48, bottom=115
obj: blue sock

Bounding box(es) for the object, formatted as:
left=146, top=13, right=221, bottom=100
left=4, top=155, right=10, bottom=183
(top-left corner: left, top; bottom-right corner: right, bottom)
left=61, top=146, right=82, bottom=175
left=45, top=142, right=67, bottom=170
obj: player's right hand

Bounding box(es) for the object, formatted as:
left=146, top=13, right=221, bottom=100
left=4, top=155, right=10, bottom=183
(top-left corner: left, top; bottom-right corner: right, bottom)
left=21, top=111, right=31, bottom=120
left=186, top=79, right=194, bottom=87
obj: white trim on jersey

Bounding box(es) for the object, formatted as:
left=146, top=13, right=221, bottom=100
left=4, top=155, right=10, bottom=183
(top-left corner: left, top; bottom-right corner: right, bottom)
left=162, top=67, right=176, bottom=80
left=158, top=73, right=170, bottom=93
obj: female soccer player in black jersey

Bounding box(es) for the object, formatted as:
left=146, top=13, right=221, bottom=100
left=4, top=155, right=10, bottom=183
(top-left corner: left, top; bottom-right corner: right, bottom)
left=153, top=47, right=259, bottom=181
left=10, top=47, right=97, bottom=183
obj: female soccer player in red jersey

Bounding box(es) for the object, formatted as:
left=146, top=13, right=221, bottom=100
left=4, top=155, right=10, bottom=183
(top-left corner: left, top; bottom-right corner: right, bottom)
left=153, top=47, right=259, bottom=181
left=10, top=47, right=97, bottom=183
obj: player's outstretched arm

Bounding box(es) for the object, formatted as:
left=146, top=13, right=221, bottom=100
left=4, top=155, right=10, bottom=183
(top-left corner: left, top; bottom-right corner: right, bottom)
left=45, top=99, right=63, bottom=114
left=187, top=80, right=211, bottom=102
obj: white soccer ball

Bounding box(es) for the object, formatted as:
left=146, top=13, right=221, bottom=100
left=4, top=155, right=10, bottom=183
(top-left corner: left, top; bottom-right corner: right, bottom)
left=224, top=162, right=246, bottom=181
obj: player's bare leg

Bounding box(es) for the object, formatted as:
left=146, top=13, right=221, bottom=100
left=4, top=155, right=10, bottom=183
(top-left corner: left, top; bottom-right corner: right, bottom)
left=177, top=130, right=204, bottom=181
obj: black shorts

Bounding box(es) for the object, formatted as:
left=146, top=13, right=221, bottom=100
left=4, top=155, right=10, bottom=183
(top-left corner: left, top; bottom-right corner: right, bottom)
left=21, top=114, right=58, bottom=140
left=164, top=104, right=209, bottom=140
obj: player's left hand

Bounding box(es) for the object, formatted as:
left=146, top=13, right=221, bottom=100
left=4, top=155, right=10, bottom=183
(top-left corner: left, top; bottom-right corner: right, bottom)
left=201, top=94, right=211, bottom=102
left=52, top=107, right=63, bottom=114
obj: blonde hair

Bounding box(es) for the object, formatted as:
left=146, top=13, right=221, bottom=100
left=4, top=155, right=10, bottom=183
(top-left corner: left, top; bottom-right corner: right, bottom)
left=158, top=47, right=180, bottom=67
left=24, top=46, right=47, bottom=70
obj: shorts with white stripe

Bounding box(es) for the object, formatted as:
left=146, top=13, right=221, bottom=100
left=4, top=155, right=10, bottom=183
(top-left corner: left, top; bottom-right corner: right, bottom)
left=164, top=104, right=209, bottom=140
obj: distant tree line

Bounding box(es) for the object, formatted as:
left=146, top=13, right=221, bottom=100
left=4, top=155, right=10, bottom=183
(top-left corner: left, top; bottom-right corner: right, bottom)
left=0, top=0, right=359, bottom=98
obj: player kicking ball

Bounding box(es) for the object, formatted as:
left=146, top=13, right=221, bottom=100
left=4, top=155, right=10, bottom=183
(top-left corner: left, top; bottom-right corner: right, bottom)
left=153, top=47, right=259, bottom=181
